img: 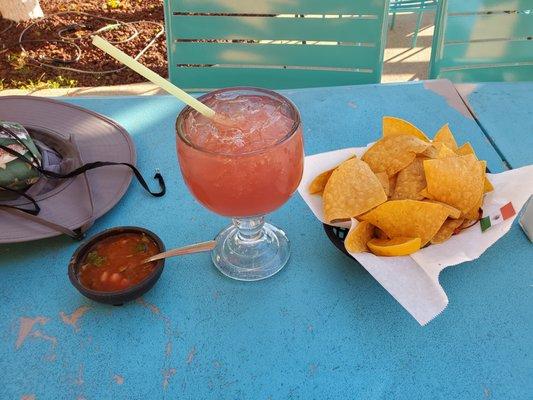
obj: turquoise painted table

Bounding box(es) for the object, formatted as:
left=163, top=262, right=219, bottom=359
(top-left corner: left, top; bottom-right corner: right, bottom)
left=1, top=80, right=531, bottom=400
left=456, top=82, right=533, bottom=169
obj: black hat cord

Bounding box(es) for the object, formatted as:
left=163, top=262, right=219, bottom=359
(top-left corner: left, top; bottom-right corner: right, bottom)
left=0, top=126, right=166, bottom=217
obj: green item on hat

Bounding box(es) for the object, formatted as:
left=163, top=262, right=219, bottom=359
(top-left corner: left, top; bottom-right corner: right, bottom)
left=0, top=121, right=42, bottom=191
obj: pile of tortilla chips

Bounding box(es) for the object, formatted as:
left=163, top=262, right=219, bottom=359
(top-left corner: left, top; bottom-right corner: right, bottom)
left=309, top=117, right=494, bottom=256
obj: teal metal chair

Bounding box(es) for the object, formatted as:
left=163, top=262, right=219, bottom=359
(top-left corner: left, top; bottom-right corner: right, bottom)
left=389, top=0, right=439, bottom=48
left=429, top=0, right=533, bottom=82
left=163, top=0, right=390, bottom=91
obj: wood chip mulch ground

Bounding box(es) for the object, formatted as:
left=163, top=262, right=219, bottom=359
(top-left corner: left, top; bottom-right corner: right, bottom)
left=0, top=0, right=167, bottom=89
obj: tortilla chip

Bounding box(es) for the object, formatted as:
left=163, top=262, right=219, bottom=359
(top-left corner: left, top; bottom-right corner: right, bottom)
left=361, top=135, right=430, bottom=176
left=423, top=200, right=462, bottom=219
left=433, top=123, right=458, bottom=150
left=375, top=227, right=389, bottom=239
left=419, top=187, right=433, bottom=199
left=484, top=176, right=494, bottom=193
left=382, top=116, right=430, bottom=142
left=308, top=156, right=355, bottom=194
left=463, top=160, right=488, bottom=218
left=456, top=142, right=475, bottom=156
left=422, top=145, right=438, bottom=159
left=459, top=218, right=479, bottom=230
left=391, top=158, right=426, bottom=200
left=464, top=193, right=483, bottom=220
left=431, top=218, right=465, bottom=244
left=367, top=237, right=421, bottom=256
left=309, top=169, right=334, bottom=194
left=359, top=200, right=451, bottom=246
left=323, top=158, right=387, bottom=223
left=375, top=172, right=390, bottom=196
left=436, top=143, right=457, bottom=158
left=423, top=154, right=484, bottom=216
left=423, top=142, right=457, bottom=159
left=452, top=146, right=493, bottom=194
left=344, top=221, right=375, bottom=253
left=388, top=174, right=397, bottom=197
left=477, top=160, right=494, bottom=193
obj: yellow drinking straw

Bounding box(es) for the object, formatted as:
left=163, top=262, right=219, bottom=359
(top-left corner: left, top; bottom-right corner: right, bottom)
left=92, top=35, right=216, bottom=119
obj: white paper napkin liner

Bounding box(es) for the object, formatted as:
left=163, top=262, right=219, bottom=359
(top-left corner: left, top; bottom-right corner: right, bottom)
left=298, top=148, right=533, bottom=325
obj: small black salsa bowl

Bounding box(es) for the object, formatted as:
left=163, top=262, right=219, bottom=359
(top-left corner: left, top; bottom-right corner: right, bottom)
left=68, top=226, right=165, bottom=305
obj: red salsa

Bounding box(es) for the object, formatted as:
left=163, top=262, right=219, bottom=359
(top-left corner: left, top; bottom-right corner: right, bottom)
left=78, top=233, right=159, bottom=292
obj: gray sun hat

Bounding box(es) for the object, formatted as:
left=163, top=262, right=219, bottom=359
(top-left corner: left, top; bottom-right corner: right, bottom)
left=0, top=96, right=136, bottom=243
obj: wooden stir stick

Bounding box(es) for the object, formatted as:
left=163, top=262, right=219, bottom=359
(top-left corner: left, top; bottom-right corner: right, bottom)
left=143, top=240, right=217, bottom=264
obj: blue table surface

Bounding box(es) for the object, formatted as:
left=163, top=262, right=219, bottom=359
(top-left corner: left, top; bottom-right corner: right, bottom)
left=456, top=82, right=533, bottom=169
left=1, top=81, right=531, bottom=400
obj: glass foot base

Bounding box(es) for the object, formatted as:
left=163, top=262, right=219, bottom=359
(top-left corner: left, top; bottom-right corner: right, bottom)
left=211, top=219, right=290, bottom=281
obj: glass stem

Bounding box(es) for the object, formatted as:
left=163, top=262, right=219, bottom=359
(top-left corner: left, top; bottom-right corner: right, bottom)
left=233, top=216, right=265, bottom=242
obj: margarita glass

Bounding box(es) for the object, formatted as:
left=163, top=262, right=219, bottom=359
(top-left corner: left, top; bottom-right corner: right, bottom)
left=176, top=87, right=304, bottom=281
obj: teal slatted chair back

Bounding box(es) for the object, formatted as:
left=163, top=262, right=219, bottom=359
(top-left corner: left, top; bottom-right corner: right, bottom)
left=429, top=0, right=533, bottom=82
left=163, top=0, right=390, bottom=91
left=390, top=0, right=438, bottom=11
left=388, top=1, right=439, bottom=47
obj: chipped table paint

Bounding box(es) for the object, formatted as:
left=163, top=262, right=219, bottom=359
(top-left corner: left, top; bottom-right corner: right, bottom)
left=1, top=80, right=531, bottom=399
left=456, top=82, right=533, bottom=169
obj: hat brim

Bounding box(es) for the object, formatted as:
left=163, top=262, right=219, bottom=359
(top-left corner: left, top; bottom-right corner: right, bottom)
left=0, top=96, right=135, bottom=243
